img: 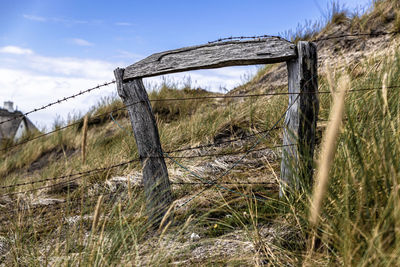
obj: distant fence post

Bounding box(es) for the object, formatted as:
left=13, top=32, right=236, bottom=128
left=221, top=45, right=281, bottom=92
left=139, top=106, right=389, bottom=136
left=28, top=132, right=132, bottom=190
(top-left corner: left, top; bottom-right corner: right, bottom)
left=114, top=68, right=172, bottom=224
left=81, top=115, right=88, bottom=164
left=280, top=41, right=319, bottom=196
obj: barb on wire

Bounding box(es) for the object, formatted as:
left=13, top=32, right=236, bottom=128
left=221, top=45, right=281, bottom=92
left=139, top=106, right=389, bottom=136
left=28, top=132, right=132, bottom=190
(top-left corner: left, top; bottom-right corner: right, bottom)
left=0, top=80, right=116, bottom=127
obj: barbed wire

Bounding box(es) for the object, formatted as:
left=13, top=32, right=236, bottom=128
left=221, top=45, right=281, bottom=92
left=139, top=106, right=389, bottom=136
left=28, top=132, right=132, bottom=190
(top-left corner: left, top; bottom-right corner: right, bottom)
left=0, top=80, right=115, bottom=127
left=0, top=120, right=82, bottom=153
left=2, top=83, right=396, bottom=154
left=0, top=142, right=288, bottom=192
left=0, top=158, right=140, bottom=191
left=208, top=35, right=290, bottom=44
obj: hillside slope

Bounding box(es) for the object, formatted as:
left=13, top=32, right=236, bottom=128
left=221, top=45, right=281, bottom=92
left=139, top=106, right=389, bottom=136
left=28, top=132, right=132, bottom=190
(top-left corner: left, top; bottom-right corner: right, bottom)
left=0, top=1, right=400, bottom=265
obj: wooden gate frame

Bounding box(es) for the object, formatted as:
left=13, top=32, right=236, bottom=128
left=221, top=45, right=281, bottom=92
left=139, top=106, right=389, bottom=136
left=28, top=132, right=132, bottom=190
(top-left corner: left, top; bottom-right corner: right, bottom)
left=114, top=38, right=318, bottom=223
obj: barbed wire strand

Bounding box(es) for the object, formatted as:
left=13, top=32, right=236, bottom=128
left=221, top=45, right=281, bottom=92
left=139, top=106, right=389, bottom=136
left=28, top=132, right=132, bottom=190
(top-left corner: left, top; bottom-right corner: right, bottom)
left=0, top=80, right=116, bottom=126
left=3, top=72, right=386, bottom=196
left=208, top=35, right=290, bottom=44
left=0, top=158, right=140, bottom=191
left=2, top=83, right=396, bottom=154
left=0, top=142, right=290, bottom=191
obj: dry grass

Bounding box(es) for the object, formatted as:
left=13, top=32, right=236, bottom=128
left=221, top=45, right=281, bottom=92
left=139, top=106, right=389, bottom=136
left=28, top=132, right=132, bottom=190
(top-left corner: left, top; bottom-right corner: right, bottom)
left=309, top=75, right=349, bottom=227
left=0, top=1, right=400, bottom=265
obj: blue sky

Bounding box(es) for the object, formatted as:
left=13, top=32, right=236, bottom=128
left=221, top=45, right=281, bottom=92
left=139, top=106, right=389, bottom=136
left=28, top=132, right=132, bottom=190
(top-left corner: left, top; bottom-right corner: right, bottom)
left=0, top=0, right=371, bottom=129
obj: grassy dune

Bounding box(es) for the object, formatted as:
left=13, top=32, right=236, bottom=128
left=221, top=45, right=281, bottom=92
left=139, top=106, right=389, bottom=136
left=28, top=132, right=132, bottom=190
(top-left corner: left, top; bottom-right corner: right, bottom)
left=1, top=0, right=400, bottom=265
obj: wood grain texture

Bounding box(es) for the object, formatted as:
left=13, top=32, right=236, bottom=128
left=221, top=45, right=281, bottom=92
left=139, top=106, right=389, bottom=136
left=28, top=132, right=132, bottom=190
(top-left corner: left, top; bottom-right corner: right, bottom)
left=114, top=68, right=172, bottom=223
left=123, top=38, right=296, bottom=80
left=280, top=41, right=319, bottom=196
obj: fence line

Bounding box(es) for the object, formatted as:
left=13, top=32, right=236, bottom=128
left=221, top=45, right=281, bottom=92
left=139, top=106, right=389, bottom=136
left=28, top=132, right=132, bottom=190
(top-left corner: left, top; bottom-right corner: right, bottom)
left=1, top=82, right=396, bottom=193
left=0, top=158, right=140, bottom=190
left=0, top=31, right=397, bottom=224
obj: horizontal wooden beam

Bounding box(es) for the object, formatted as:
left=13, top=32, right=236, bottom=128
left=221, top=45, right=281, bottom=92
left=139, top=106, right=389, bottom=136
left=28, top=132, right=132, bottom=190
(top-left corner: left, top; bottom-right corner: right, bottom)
left=123, top=38, right=297, bottom=80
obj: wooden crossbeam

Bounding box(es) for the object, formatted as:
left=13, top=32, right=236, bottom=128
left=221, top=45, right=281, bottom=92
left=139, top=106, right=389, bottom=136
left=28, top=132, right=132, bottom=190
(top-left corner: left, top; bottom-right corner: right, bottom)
left=123, top=38, right=297, bottom=80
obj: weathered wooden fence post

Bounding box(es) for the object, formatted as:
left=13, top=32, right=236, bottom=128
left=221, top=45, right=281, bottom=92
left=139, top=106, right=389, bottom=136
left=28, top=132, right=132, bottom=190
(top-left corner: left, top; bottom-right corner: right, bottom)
left=114, top=68, right=172, bottom=224
left=280, top=41, right=319, bottom=196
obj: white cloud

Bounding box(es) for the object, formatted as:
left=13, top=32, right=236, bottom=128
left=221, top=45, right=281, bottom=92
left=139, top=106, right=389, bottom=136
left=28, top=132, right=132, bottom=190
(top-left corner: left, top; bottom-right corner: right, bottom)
left=114, top=50, right=143, bottom=60
left=0, top=46, right=118, bottom=129
left=22, top=14, right=91, bottom=26
left=145, top=66, right=260, bottom=93
left=0, top=46, right=33, bottom=55
left=70, top=38, right=93, bottom=47
left=0, top=47, right=115, bottom=80
left=53, top=18, right=88, bottom=24
left=22, top=14, right=47, bottom=22
left=115, top=22, right=133, bottom=26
